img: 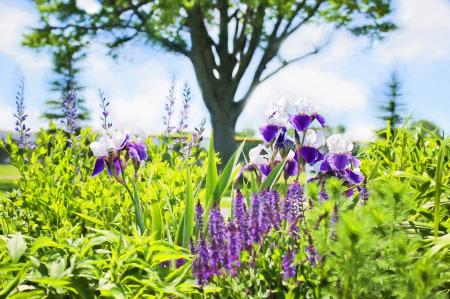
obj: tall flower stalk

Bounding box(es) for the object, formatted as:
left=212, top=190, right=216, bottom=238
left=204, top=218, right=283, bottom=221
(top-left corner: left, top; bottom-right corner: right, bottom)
left=14, top=79, right=32, bottom=149
left=98, top=89, right=112, bottom=132
left=61, top=90, right=78, bottom=134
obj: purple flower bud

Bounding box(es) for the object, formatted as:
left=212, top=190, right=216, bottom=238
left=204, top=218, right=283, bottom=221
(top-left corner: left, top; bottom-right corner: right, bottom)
left=175, top=258, right=186, bottom=268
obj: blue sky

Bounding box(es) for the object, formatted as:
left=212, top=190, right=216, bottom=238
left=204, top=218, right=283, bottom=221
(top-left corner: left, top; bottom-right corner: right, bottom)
left=0, top=0, right=449, bottom=140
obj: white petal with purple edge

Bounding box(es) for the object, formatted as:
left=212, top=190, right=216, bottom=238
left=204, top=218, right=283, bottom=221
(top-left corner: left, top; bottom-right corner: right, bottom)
left=327, top=134, right=353, bottom=153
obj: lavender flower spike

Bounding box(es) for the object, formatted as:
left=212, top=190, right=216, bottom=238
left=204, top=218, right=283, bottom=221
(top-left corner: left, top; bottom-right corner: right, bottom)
left=195, top=200, right=204, bottom=233
left=14, top=79, right=31, bottom=149
left=61, top=90, right=78, bottom=134
left=98, top=89, right=112, bottom=131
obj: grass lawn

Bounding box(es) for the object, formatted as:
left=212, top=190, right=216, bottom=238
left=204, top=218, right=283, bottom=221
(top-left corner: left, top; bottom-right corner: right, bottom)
left=0, top=164, right=20, bottom=197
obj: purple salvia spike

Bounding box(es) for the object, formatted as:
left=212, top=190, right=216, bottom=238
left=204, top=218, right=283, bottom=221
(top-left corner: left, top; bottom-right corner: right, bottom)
left=282, top=249, right=297, bottom=280
left=330, top=204, right=339, bottom=240
left=319, top=179, right=329, bottom=204
left=208, top=206, right=227, bottom=274
left=195, top=201, right=204, bottom=234
left=193, top=236, right=210, bottom=286
left=249, top=192, right=263, bottom=244
left=270, top=190, right=282, bottom=229
left=360, top=180, right=369, bottom=205
left=261, top=191, right=272, bottom=235
left=306, top=235, right=321, bottom=267
left=288, top=182, right=305, bottom=223
left=233, top=190, right=249, bottom=248
left=226, top=220, right=242, bottom=276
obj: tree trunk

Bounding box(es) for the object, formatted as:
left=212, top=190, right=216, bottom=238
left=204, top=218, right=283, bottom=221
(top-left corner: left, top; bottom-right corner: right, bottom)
left=211, top=112, right=239, bottom=164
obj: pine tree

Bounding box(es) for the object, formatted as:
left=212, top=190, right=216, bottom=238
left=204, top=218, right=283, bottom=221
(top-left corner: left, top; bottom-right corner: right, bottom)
left=43, top=43, right=89, bottom=122
left=378, top=72, right=406, bottom=132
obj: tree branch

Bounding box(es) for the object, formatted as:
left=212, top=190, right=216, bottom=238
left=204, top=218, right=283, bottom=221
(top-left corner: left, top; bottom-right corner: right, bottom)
left=238, top=32, right=333, bottom=104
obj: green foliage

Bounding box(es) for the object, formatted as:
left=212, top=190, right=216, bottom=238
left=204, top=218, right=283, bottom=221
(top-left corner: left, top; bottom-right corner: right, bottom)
left=1, top=118, right=448, bottom=298
left=203, top=124, right=450, bottom=298
left=0, top=126, right=210, bottom=297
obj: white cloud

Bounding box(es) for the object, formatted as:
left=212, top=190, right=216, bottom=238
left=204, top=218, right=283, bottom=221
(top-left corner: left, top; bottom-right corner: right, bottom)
left=238, top=65, right=369, bottom=130
left=80, top=44, right=208, bottom=134
left=375, top=0, right=450, bottom=64
left=76, top=0, right=101, bottom=14
left=0, top=105, right=46, bottom=132
left=0, top=1, right=52, bottom=72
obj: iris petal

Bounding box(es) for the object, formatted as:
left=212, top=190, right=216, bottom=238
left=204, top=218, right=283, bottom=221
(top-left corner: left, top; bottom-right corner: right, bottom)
left=299, top=146, right=320, bottom=164
left=320, top=159, right=331, bottom=172
left=258, top=164, right=272, bottom=177
left=328, top=153, right=350, bottom=171
left=290, top=114, right=311, bottom=131
left=259, top=125, right=279, bottom=143
left=346, top=169, right=364, bottom=184
left=91, top=158, right=105, bottom=177
left=284, top=159, right=298, bottom=177
left=315, top=114, right=326, bottom=127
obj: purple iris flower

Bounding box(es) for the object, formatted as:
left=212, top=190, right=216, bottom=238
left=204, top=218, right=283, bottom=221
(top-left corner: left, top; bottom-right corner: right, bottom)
left=127, top=141, right=148, bottom=162
left=90, top=132, right=129, bottom=177
left=259, top=124, right=282, bottom=143
left=299, top=147, right=324, bottom=164
left=289, top=100, right=326, bottom=132
left=284, top=150, right=298, bottom=177
left=298, top=129, right=325, bottom=164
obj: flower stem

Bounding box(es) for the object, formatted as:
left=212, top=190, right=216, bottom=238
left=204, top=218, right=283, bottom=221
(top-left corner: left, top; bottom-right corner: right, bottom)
left=124, top=178, right=145, bottom=233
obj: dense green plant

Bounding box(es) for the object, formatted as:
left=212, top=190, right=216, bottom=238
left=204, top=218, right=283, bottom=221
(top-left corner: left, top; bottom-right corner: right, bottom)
left=0, top=125, right=214, bottom=297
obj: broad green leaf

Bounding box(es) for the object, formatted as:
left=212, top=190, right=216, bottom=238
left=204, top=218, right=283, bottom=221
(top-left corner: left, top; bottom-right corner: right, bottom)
left=7, top=233, right=27, bottom=263
left=30, top=237, right=65, bottom=254
left=72, top=211, right=105, bottom=226
left=259, top=159, right=287, bottom=191
left=182, top=166, right=194, bottom=248
left=212, top=141, right=245, bottom=205
left=205, top=134, right=218, bottom=207
left=151, top=200, right=164, bottom=240
left=434, top=140, right=447, bottom=239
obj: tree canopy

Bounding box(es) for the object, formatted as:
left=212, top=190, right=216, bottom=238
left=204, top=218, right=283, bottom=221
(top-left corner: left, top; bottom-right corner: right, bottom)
left=25, top=0, right=396, bottom=161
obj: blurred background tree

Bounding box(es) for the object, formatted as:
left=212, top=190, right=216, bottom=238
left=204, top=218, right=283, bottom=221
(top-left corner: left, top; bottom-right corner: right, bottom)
left=44, top=43, right=90, bottom=123
left=378, top=71, right=406, bottom=133
left=24, top=0, right=396, bottom=162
